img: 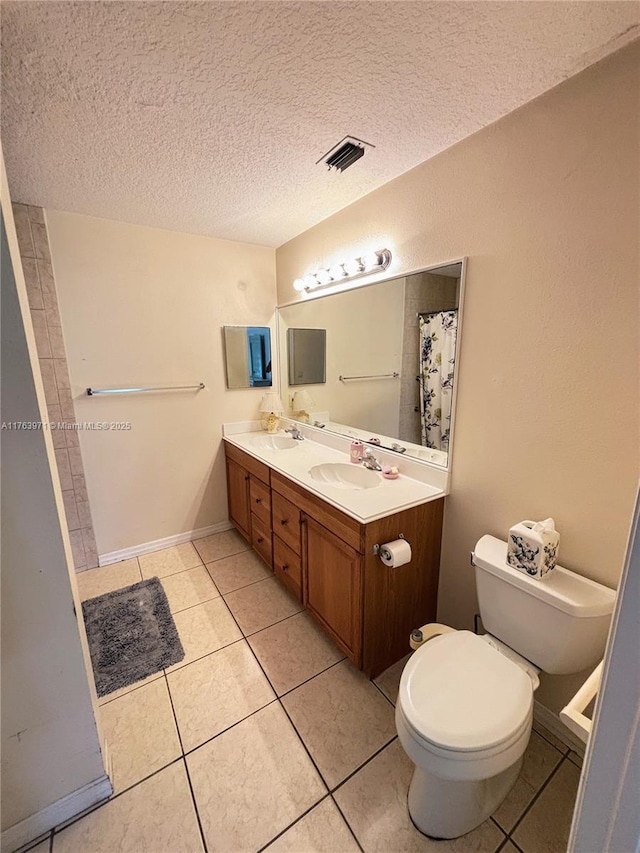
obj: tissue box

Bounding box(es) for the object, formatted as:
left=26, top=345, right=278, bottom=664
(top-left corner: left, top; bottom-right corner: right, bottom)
left=507, top=519, right=560, bottom=579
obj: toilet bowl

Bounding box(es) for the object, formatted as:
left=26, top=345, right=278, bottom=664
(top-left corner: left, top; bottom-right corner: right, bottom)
left=395, top=535, right=616, bottom=839
left=396, top=630, right=535, bottom=839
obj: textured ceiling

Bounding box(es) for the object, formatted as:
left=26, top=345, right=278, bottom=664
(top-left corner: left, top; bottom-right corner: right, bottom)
left=2, top=2, right=639, bottom=247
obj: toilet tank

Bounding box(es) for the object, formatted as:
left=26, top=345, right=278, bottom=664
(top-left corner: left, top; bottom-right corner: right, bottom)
left=473, top=535, right=616, bottom=675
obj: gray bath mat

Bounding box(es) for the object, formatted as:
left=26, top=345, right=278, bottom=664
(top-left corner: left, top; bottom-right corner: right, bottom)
left=82, top=577, right=184, bottom=697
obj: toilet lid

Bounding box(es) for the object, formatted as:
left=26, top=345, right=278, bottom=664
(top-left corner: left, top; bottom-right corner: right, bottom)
left=399, top=631, right=533, bottom=752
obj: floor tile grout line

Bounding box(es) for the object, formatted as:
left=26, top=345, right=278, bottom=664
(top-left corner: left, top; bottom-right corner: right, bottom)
left=182, top=698, right=280, bottom=759
left=97, top=671, right=165, bottom=706
left=507, top=754, right=567, bottom=840
left=329, top=735, right=399, bottom=796
left=489, top=737, right=565, bottom=839
left=493, top=834, right=511, bottom=853
left=229, top=607, right=335, bottom=795
left=164, top=625, right=247, bottom=675
left=274, top=655, right=347, bottom=700
left=371, top=678, right=397, bottom=708
left=276, top=697, right=334, bottom=791
left=330, top=793, right=366, bottom=853
left=505, top=835, right=527, bottom=853
left=204, top=566, right=275, bottom=596
left=233, top=604, right=306, bottom=640
left=532, top=722, right=571, bottom=757
left=166, top=590, right=223, bottom=617
left=159, top=586, right=224, bottom=619
left=196, top=544, right=252, bottom=565
left=50, top=756, right=185, bottom=837
left=181, top=756, right=210, bottom=853
left=256, top=793, right=332, bottom=853
left=163, top=672, right=186, bottom=756
left=228, top=595, right=399, bottom=807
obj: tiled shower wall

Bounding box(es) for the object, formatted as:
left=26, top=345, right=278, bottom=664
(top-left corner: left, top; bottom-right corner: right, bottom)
left=399, top=273, right=459, bottom=445
left=12, top=203, right=98, bottom=570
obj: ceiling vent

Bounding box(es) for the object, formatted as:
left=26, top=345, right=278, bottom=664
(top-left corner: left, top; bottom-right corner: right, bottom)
left=317, top=136, right=374, bottom=172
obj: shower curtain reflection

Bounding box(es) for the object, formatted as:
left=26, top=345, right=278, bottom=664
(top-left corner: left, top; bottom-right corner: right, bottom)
left=419, top=311, right=458, bottom=451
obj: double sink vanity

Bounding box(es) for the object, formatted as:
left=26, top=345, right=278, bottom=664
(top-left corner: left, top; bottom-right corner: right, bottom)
left=223, top=258, right=465, bottom=678
left=224, top=422, right=448, bottom=677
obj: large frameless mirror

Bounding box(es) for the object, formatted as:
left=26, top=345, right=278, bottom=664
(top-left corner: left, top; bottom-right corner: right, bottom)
left=277, top=260, right=465, bottom=467
left=223, top=325, right=272, bottom=389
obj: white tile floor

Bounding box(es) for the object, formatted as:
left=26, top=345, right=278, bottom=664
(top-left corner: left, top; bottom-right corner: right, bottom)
left=31, top=530, right=580, bottom=853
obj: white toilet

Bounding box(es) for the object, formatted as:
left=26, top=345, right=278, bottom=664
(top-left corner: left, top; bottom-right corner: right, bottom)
left=396, top=534, right=616, bottom=840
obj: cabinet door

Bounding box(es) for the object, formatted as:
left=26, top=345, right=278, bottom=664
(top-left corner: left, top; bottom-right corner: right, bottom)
left=304, top=516, right=362, bottom=664
left=226, top=457, right=250, bottom=541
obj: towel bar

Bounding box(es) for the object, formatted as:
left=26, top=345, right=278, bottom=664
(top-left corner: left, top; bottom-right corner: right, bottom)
left=339, top=372, right=399, bottom=382
left=560, top=661, right=603, bottom=744
left=87, top=383, right=205, bottom=396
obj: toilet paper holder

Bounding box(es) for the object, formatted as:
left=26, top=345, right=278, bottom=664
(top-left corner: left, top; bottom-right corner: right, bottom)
left=373, top=533, right=409, bottom=556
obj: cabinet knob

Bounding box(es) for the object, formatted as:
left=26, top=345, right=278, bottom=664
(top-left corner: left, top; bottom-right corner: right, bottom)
left=281, top=518, right=288, bottom=526
left=255, top=498, right=262, bottom=504
left=244, top=475, right=250, bottom=482
left=256, top=537, right=264, bottom=544
left=282, top=564, right=289, bottom=572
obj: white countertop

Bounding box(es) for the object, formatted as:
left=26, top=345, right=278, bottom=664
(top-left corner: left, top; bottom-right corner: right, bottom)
left=223, top=421, right=447, bottom=524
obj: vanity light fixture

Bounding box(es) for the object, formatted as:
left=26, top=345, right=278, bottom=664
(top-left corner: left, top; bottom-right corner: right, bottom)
left=293, top=248, right=392, bottom=293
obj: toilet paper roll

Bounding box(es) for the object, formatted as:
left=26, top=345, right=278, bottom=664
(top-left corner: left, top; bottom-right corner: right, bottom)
left=379, top=538, right=412, bottom=568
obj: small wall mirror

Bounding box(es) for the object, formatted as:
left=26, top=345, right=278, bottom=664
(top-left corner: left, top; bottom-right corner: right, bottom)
left=223, top=326, right=272, bottom=389
left=287, top=328, right=326, bottom=386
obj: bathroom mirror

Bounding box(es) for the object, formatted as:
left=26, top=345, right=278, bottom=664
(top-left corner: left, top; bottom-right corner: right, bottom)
left=277, top=260, right=464, bottom=467
left=288, top=328, right=326, bottom=386
left=223, top=325, right=272, bottom=389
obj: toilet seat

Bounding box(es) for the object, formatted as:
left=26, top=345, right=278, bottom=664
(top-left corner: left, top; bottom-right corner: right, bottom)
left=399, top=631, right=533, bottom=755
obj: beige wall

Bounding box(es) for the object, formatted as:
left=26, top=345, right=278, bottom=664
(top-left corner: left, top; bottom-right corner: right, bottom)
left=277, top=45, right=640, bottom=710
left=1, top=163, right=106, bottom=843
left=46, top=211, right=276, bottom=556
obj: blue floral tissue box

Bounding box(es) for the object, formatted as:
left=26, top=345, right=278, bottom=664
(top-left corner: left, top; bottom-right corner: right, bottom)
left=507, top=519, right=560, bottom=579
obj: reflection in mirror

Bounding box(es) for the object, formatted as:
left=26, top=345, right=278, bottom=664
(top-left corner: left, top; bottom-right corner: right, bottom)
left=223, top=325, right=272, bottom=389
left=277, top=261, right=464, bottom=467
left=288, top=328, right=326, bottom=386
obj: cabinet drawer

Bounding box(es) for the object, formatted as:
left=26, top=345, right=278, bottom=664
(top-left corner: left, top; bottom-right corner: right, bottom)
left=271, top=471, right=362, bottom=551
left=251, top=513, right=272, bottom=568
left=225, top=441, right=270, bottom=486
left=272, top=491, right=301, bottom=554
left=249, top=477, right=271, bottom=526
left=273, top=535, right=302, bottom=600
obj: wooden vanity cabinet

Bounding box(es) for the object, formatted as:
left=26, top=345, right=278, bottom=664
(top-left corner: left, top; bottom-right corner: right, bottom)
left=225, top=443, right=272, bottom=568
left=304, top=515, right=363, bottom=663
left=224, top=442, right=444, bottom=678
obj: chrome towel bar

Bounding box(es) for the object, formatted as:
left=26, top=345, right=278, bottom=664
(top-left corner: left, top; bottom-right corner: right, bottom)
left=86, top=383, right=205, bottom=396
left=339, top=372, right=399, bottom=382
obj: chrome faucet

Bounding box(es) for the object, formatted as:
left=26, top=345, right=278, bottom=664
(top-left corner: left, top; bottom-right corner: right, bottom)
left=359, top=449, right=382, bottom=470
left=284, top=425, right=304, bottom=440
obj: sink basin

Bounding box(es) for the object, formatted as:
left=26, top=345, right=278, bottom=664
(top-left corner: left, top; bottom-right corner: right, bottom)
left=250, top=435, right=298, bottom=451
left=308, top=463, right=380, bottom=490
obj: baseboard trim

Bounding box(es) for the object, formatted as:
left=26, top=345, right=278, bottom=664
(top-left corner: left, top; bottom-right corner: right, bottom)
left=97, top=521, right=234, bottom=567
left=1, top=774, right=112, bottom=853
left=534, top=700, right=586, bottom=755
